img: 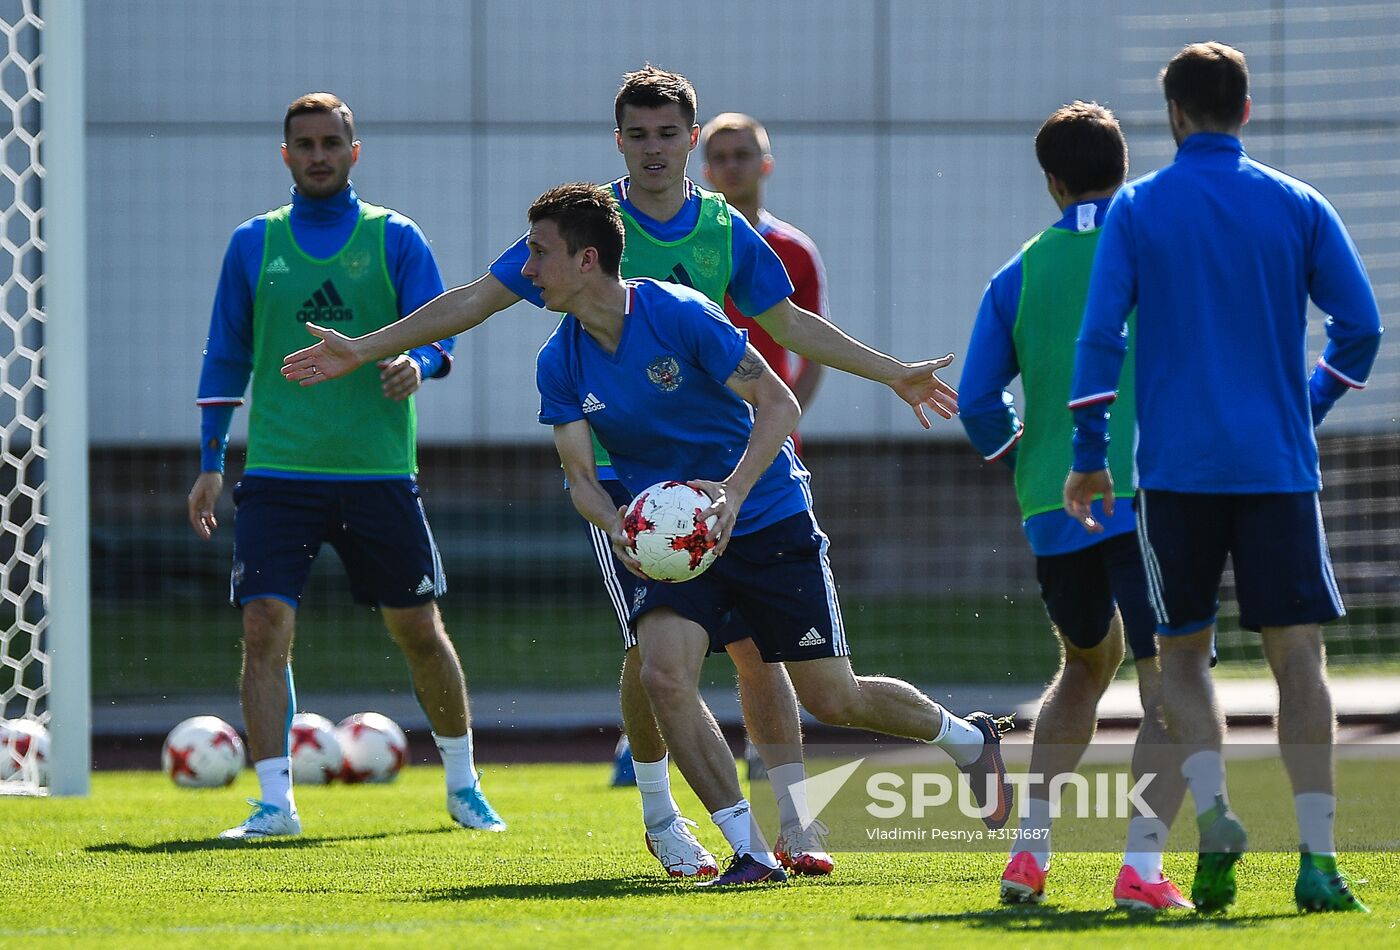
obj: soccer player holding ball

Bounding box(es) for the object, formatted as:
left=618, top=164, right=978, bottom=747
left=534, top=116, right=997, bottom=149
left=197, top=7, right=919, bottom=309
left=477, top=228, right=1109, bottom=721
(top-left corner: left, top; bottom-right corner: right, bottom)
left=525, top=182, right=1008, bottom=886
left=188, top=93, right=504, bottom=840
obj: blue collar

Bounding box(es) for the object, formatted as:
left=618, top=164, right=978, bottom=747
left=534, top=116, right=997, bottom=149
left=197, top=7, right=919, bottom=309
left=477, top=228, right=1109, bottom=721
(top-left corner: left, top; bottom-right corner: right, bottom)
left=1175, top=132, right=1245, bottom=160
left=290, top=183, right=359, bottom=224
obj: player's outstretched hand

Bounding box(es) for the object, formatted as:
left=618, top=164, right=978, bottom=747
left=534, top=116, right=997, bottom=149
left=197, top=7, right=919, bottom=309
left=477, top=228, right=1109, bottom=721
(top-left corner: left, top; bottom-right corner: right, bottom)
left=690, top=479, right=740, bottom=556
left=890, top=354, right=959, bottom=429
left=187, top=471, right=223, bottom=540
left=1064, top=469, right=1114, bottom=534
left=281, top=323, right=364, bottom=386
left=379, top=354, right=422, bottom=402
left=610, top=505, right=648, bottom=580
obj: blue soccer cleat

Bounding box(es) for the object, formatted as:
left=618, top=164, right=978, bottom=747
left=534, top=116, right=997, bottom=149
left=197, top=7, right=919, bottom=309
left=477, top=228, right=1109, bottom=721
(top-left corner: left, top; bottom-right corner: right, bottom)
left=448, top=779, right=507, bottom=832
left=219, top=799, right=302, bottom=840
left=611, top=734, right=637, bottom=787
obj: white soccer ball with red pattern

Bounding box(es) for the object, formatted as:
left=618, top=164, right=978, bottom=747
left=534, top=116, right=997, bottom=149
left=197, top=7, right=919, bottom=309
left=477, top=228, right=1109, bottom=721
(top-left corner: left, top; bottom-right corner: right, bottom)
left=289, top=712, right=342, bottom=785
left=624, top=481, right=719, bottom=582
left=0, top=718, right=50, bottom=785
left=161, top=715, right=245, bottom=788
left=335, top=712, right=408, bottom=783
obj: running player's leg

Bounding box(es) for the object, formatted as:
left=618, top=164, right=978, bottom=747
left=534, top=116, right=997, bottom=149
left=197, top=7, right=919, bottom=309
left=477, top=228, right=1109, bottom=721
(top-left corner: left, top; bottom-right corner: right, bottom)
left=635, top=605, right=783, bottom=885
left=586, top=479, right=715, bottom=874
left=1003, top=539, right=1124, bottom=899
left=1103, top=527, right=1191, bottom=909
left=336, top=479, right=503, bottom=831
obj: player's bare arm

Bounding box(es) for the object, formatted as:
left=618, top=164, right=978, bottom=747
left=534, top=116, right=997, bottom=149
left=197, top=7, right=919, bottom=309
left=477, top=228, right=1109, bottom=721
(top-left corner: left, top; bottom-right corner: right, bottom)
left=1063, top=468, right=1115, bottom=534
left=282, top=272, right=521, bottom=385
left=553, top=419, right=645, bottom=577
left=186, top=471, right=223, bottom=540
left=691, top=346, right=800, bottom=555
left=753, top=296, right=958, bottom=428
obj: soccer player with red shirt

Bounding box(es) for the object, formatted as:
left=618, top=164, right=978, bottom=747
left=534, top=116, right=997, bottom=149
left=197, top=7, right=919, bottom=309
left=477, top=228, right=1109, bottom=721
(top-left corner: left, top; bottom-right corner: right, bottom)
left=702, top=113, right=827, bottom=454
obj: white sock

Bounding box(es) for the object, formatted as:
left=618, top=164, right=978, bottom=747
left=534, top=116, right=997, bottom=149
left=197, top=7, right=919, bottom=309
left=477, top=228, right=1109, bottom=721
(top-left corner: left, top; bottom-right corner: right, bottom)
left=930, top=708, right=984, bottom=767
left=768, top=762, right=809, bottom=830
left=1295, top=792, right=1336, bottom=857
left=712, top=799, right=778, bottom=868
left=432, top=731, right=478, bottom=793
left=1123, top=816, right=1169, bottom=882
left=633, top=755, right=681, bottom=834
left=254, top=756, right=296, bottom=815
left=1181, top=750, right=1229, bottom=817
left=1012, top=798, right=1053, bottom=870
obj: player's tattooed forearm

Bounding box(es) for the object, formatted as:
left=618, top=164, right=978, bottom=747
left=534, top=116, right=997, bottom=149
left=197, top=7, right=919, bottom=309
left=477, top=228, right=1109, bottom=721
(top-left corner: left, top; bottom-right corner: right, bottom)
left=733, top=349, right=764, bottom=381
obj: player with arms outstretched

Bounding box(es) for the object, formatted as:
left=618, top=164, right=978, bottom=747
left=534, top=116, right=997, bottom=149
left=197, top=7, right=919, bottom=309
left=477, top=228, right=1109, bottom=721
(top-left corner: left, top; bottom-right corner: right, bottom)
left=526, top=182, right=1012, bottom=886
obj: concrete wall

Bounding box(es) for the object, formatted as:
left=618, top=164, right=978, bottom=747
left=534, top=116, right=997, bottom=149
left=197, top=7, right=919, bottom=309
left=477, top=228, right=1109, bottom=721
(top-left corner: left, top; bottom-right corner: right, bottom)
left=84, top=0, right=1399, bottom=445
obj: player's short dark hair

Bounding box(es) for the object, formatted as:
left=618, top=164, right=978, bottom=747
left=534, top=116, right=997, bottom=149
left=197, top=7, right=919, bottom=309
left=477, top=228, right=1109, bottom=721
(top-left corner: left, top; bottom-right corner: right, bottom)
left=614, top=64, right=698, bottom=129
left=528, top=183, right=625, bottom=277
left=284, top=92, right=356, bottom=143
left=1034, top=101, right=1128, bottom=196
left=1161, top=42, right=1249, bottom=129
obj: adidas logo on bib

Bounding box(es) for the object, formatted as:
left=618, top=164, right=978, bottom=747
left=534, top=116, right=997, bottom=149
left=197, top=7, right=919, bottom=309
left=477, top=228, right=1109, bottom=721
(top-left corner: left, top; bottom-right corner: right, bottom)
left=798, top=628, right=826, bottom=647
left=267, top=255, right=290, bottom=274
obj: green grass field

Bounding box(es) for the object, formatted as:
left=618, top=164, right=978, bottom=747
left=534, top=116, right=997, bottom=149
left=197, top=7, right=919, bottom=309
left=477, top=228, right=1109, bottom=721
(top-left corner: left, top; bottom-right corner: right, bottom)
left=3, top=762, right=1395, bottom=948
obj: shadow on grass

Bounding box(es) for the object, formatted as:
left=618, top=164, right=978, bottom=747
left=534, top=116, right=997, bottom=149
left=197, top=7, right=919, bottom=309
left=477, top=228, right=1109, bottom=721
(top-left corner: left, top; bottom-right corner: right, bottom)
left=423, top=876, right=687, bottom=901
left=859, top=906, right=1297, bottom=930
left=86, top=825, right=457, bottom=854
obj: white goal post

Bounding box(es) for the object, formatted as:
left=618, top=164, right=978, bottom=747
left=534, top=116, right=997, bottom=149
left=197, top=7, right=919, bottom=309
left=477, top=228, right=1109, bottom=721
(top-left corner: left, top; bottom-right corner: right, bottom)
left=0, top=0, right=89, bottom=797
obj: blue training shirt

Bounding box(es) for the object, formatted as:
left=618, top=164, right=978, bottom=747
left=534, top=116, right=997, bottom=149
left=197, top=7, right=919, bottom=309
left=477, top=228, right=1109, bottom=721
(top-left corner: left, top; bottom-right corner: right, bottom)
left=536, top=278, right=811, bottom=536
left=1070, top=133, right=1383, bottom=492
left=197, top=184, right=452, bottom=476
left=959, top=199, right=1135, bottom=556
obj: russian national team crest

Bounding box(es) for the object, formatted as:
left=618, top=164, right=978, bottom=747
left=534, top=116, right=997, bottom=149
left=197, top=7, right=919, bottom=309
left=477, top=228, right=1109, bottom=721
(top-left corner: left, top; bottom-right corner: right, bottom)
left=646, top=355, right=683, bottom=392
left=342, top=248, right=373, bottom=280
left=692, top=245, right=721, bottom=281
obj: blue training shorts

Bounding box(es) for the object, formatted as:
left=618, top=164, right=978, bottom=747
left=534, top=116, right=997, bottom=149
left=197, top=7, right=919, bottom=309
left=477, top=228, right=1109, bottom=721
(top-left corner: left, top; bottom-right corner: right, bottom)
left=231, top=474, right=445, bottom=609
left=588, top=478, right=755, bottom=653
left=628, top=510, right=848, bottom=663
left=1135, top=488, right=1344, bottom=635
left=1035, top=530, right=1157, bottom=661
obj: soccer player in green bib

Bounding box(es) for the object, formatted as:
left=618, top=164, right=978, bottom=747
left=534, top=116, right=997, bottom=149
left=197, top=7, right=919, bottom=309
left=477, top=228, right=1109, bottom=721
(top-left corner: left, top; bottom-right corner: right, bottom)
left=958, top=103, right=1188, bottom=909
left=282, top=67, right=966, bottom=877
left=188, top=93, right=504, bottom=839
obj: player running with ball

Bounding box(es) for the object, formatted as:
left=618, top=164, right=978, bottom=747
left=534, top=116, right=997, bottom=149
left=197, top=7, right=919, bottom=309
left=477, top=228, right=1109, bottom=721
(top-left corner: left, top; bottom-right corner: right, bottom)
left=524, top=182, right=1010, bottom=886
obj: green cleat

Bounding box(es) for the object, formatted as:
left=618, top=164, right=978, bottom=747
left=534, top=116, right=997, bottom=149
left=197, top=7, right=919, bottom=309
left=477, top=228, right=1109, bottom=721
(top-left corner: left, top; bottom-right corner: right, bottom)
left=1295, top=851, right=1369, bottom=913
left=1191, top=796, right=1248, bottom=913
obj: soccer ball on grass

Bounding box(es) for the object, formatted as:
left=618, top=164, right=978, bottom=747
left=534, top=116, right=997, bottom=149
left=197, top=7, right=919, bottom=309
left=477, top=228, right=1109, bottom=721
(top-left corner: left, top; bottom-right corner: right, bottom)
left=624, top=481, right=719, bottom=582
left=0, top=718, right=50, bottom=786
left=336, top=712, right=408, bottom=783
left=289, top=712, right=342, bottom=785
left=162, top=715, right=245, bottom=788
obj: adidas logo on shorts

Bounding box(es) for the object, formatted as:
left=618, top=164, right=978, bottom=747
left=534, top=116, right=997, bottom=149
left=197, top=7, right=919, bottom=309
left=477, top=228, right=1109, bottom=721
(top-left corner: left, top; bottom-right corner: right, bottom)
left=415, top=575, right=434, bottom=596
left=798, top=627, right=827, bottom=647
